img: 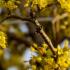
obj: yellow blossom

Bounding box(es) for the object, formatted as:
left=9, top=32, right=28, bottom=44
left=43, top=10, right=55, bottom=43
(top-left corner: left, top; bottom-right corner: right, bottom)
left=0, top=31, right=7, bottom=48
left=25, top=0, right=48, bottom=9
left=5, top=1, right=18, bottom=10
left=57, top=45, right=63, bottom=55
left=58, top=0, right=70, bottom=12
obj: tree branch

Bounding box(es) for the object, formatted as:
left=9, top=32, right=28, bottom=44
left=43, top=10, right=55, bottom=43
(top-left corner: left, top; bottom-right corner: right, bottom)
left=0, top=15, right=56, bottom=55
left=34, top=19, right=56, bottom=55
left=0, top=15, right=34, bottom=23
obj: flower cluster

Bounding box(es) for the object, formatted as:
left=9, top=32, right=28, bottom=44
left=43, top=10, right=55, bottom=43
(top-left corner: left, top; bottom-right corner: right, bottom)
left=30, top=40, right=70, bottom=70
left=5, top=0, right=18, bottom=10
left=58, top=0, right=70, bottom=12
left=25, top=0, right=53, bottom=10
left=0, top=31, right=7, bottom=49
left=0, top=0, right=20, bottom=10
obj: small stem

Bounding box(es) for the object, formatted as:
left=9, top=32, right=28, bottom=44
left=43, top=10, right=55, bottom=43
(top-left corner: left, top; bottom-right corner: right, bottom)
left=40, top=29, right=56, bottom=55
left=34, top=19, right=56, bottom=55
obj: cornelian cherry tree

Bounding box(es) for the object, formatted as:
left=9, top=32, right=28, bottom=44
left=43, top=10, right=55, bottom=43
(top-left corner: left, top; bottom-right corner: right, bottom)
left=0, top=0, right=70, bottom=70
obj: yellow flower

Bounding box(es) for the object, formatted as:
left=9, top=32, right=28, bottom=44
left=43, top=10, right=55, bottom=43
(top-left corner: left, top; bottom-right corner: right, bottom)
left=31, top=43, right=38, bottom=51
left=57, top=45, right=63, bottom=55
left=38, top=0, right=48, bottom=9
left=36, top=57, right=42, bottom=62
left=25, top=0, right=48, bottom=9
left=64, top=39, right=69, bottom=48
left=32, top=65, right=36, bottom=70
left=5, top=1, right=18, bottom=10
left=31, top=46, right=36, bottom=51
left=33, top=43, right=38, bottom=48
left=0, top=31, right=7, bottom=48
left=58, top=0, right=70, bottom=12
left=42, top=42, right=48, bottom=49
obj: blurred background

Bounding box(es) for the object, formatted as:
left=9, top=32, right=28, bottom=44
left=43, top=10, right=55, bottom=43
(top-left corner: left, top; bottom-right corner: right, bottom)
left=0, top=0, right=70, bottom=70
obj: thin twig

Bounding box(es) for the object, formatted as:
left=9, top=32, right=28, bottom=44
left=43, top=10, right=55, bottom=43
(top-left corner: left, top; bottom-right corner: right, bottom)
left=52, top=13, right=68, bottom=23
left=34, top=19, right=56, bottom=55
left=0, top=15, right=34, bottom=23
